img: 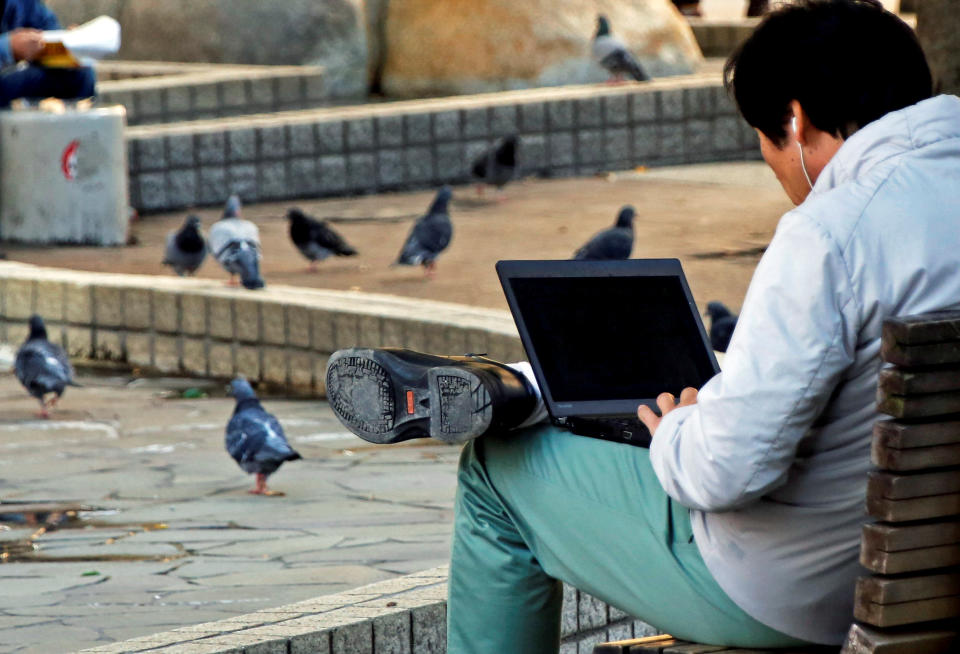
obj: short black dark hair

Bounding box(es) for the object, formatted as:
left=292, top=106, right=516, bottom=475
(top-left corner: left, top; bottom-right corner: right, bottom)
left=725, top=0, right=932, bottom=146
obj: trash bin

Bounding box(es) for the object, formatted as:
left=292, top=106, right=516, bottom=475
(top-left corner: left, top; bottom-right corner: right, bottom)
left=0, top=105, right=128, bottom=245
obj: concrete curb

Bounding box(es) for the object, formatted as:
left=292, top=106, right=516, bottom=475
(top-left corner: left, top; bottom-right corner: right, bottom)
left=75, top=565, right=655, bottom=654
left=0, top=261, right=525, bottom=395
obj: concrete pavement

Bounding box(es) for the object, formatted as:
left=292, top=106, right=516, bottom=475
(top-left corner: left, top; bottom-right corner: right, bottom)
left=0, top=367, right=460, bottom=653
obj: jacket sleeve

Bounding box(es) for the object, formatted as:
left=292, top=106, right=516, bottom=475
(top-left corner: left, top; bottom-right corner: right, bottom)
left=30, top=1, right=62, bottom=31
left=0, top=34, right=13, bottom=67
left=649, top=211, right=859, bottom=512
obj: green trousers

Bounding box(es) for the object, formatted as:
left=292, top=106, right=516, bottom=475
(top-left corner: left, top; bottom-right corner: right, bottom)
left=447, top=425, right=810, bottom=653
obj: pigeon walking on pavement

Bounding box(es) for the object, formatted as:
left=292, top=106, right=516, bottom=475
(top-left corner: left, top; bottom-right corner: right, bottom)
left=706, top=301, right=738, bottom=353
left=162, top=214, right=207, bottom=276
left=286, top=208, right=358, bottom=271
left=572, top=205, right=635, bottom=260
left=471, top=135, right=520, bottom=198
left=395, top=186, right=453, bottom=278
left=15, top=315, right=77, bottom=418
left=593, top=15, right=650, bottom=83
left=225, top=378, right=302, bottom=496
left=209, top=195, right=265, bottom=290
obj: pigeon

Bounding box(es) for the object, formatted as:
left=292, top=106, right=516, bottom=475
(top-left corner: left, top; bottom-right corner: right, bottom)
left=471, top=135, right=520, bottom=198
left=286, top=208, right=358, bottom=271
left=225, top=377, right=301, bottom=496
left=208, top=195, right=265, bottom=290
left=395, top=186, right=453, bottom=278
left=705, top=301, right=738, bottom=353
left=572, top=205, right=635, bottom=260
left=162, top=214, right=207, bottom=276
left=593, top=15, right=650, bottom=83
left=15, top=315, right=77, bottom=418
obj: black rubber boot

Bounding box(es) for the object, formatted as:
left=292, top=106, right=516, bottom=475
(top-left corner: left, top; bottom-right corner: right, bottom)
left=325, top=348, right=539, bottom=444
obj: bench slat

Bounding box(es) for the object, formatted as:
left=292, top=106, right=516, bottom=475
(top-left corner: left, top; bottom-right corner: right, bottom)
left=856, top=572, right=960, bottom=604
left=868, top=470, right=960, bottom=500
left=877, top=390, right=960, bottom=419
left=879, top=367, right=960, bottom=396
left=861, top=543, right=960, bottom=574
left=862, top=521, right=960, bottom=552
left=871, top=441, right=960, bottom=471
left=874, top=420, right=960, bottom=449
left=841, top=621, right=959, bottom=653
left=882, top=312, right=960, bottom=346
left=854, top=595, right=960, bottom=628
left=882, top=341, right=960, bottom=368
left=867, top=493, right=960, bottom=522
left=593, top=635, right=676, bottom=654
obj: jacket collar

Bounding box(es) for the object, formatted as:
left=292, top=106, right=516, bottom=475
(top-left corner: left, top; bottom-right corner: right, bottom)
left=812, top=95, right=960, bottom=195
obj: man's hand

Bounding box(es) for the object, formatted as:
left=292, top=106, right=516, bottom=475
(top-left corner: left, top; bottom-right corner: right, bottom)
left=9, top=29, right=45, bottom=62
left=637, top=387, right=699, bottom=436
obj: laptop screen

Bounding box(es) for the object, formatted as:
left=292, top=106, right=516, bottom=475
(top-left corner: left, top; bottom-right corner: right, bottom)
left=498, top=260, right=719, bottom=416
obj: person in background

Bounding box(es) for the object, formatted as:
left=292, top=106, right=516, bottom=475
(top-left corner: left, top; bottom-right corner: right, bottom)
left=0, top=0, right=95, bottom=107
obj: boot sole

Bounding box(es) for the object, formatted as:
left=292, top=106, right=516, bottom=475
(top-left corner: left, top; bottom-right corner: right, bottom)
left=325, top=348, right=493, bottom=444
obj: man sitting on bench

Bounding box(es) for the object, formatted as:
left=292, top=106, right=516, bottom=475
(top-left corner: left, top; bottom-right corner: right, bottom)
left=0, top=0, right=96, bottom=107
left=326, top=1, right=960, bottom=651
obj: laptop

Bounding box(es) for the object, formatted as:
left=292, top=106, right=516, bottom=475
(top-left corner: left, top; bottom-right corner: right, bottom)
left=496, top=259, right=720, bottom=448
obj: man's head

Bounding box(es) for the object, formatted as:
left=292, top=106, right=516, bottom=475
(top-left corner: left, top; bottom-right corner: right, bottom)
left=726, top=0, right=932, bottom=146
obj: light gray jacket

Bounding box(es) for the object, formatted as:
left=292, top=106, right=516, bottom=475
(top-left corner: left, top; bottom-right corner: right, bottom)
left=650, top=95, right=960, bottom=645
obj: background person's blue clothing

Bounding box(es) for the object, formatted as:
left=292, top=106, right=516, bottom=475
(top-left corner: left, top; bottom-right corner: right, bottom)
left=0, top=0, right=96, bottom=106
left=0, top=64, right=93, bottom=106
left=0, top=0, right=61, bottom=68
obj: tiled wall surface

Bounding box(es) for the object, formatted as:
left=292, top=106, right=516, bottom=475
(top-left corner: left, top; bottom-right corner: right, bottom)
left=0, top=262, right=525, bottom=396
left=98, top=63, right=326, bottom=126
left=76, top=565, right=656, bottom=654
left=125, top=74, right=760, bottom=213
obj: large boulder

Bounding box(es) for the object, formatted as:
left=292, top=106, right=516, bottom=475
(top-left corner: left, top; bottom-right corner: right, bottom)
left=45, top=0, right=369, bottom=98
left=381, top=0, right=702, bottom=97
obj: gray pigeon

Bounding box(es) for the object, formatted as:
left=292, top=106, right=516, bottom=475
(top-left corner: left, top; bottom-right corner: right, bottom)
left=209, top=195, right=265, bottom=290
left=225, top=378, right=301, bottom=495
left=471, top=135, right=520, bottom=196
left=15, top=315, right=77, bottom=418
left=706, top=301, right=738, bottom=353
left=162, top=214, right=207, bottom=276
left=395, top=186, right=453, bottom=277
left=593, top=15, right=649, bottom=83
left=286, top=208, right=358, bottom=271
left=573, top=205, right=635, bottom=260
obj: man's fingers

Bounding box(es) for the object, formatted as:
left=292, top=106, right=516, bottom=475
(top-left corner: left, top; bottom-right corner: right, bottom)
left=637, top=404, right=659, bottom=433
left=656, top=392, right=676, bottom=415
left=679, top=387, right=699, bottom=406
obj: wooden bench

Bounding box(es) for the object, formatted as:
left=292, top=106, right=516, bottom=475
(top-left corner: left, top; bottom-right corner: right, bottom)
left=595, top=311, right=960, bottom=654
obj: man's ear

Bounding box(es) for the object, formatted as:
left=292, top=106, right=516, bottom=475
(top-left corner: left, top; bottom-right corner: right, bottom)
left=789, top=99, right=811, bottom=146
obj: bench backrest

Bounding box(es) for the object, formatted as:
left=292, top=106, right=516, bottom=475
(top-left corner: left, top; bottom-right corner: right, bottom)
left=843, top=310, right=960, bottom=653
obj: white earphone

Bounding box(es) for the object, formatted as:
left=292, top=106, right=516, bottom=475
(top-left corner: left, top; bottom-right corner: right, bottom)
left=791, top=116, right=798, bottom=133
left=792, top=115, right=814, bottom=190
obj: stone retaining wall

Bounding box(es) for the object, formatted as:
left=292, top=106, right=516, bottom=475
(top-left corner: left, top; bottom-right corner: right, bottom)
left=0, top=261, right=524, bottom=396
left=77, top=565, right=657, bottom=654
left=97, top=62, right=327, bottom=126
left=125, top=74, right=760, bottom=213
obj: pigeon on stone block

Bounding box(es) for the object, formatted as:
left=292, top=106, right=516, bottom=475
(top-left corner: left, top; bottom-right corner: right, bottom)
left=209, top=194, right=265, bottom=290
left=15, top=315, right=77, bottom=418
left=286, top=208, right=358, bottom=272
left=162, top=214, right=207, bottom=276
left=395, top=186, right=453, bottom=278
left=572, top=205, right=635, bottom=260
left=706, top=301, right=738, bottom=353
left=593, top=15, right=650, bottom=83
left=225, top=377, right=301, bottom=496
left=471, top=135, right=520, bottom=198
